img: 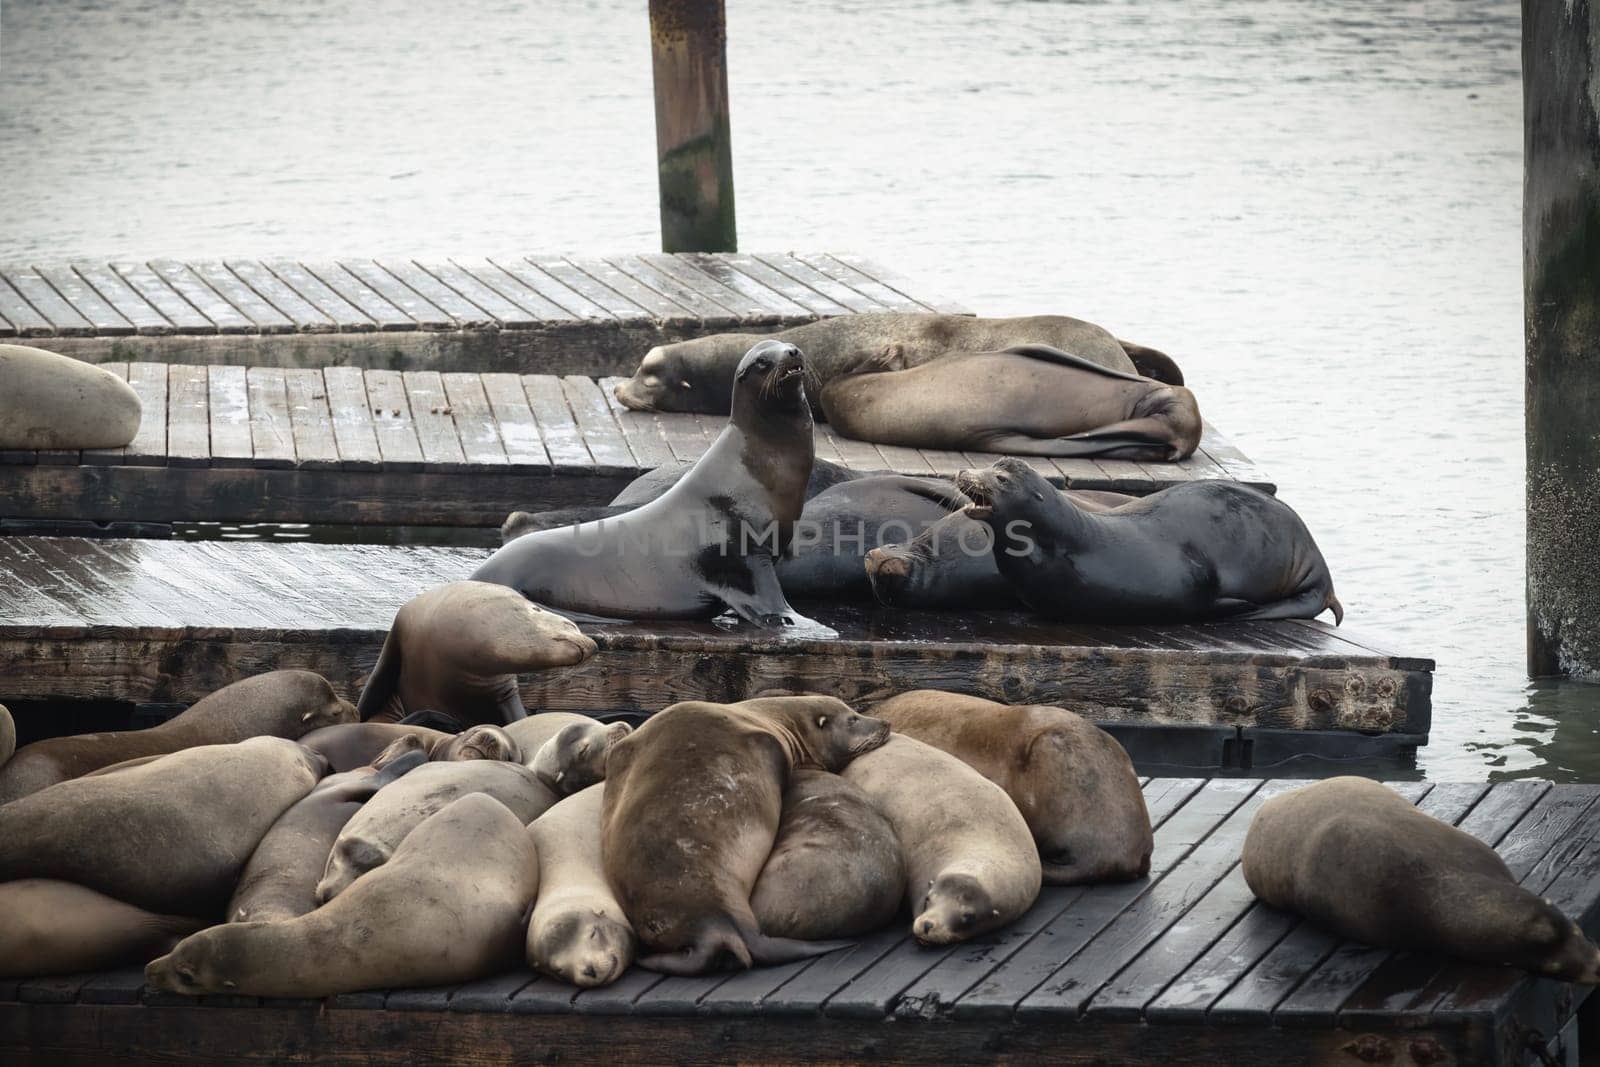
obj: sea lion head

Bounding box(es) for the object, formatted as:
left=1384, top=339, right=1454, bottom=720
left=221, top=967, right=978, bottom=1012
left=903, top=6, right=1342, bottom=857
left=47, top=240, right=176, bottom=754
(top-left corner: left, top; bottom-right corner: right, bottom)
left=914, top=872, right=996, bottom=946
left=864, top=507, right=995, bottom=608
left=530, top=720, right=632, bottom=793
left=370, top=733, right=430, bottom=769
left=1521, top=900, right=1600, bottom=984
left=531, top=907, right=636, bottom=988
left=441, top=581, right=599, bottom=674
left=615, top=344, right=704, bottom=413
left=434, top=724, right=523, bottom=763
left=315, top=836, right=390, bottom=903
left=953, top=458, right=1054, bottom=526
left=147, top=925, right=251, bottom=995
left=739, top=694, right=891, bottom=772
left=732, top=340, right=809, bottom=416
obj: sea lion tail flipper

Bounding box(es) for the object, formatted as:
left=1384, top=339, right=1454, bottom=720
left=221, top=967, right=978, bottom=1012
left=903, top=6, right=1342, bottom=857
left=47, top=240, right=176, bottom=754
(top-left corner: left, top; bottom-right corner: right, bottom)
left=744, top=932, right=855, bottom=966
left=355, top=632, right=402, bottom=722
left=1000, top=343, right=1150, bottom=383
left=978, top=426, right=1171, bottom=460
left=1327, top=593, right=1345, bottom=626
left=1115, top=340, right=1185, bottom=386
left=639, top=917, right=754, bottom=974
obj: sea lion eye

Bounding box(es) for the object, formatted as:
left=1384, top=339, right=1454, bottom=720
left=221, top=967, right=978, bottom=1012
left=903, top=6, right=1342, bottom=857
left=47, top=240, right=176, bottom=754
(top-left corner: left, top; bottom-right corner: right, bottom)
left=679, top=379, right=692, bottom=390
left=817, top=714, right=829, bottom=727
left=755, top=358, right=771, bottom=371
left=177, top=968, right=197, bottom=985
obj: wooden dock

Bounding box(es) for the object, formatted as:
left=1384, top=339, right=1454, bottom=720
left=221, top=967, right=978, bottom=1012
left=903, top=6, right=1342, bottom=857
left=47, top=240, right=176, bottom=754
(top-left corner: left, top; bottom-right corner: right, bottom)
left=0, top=252, right=967, bottom=376
left=3, top=777, right=1594, bottom=1066
left=0, top=538, right=1430, bottom=764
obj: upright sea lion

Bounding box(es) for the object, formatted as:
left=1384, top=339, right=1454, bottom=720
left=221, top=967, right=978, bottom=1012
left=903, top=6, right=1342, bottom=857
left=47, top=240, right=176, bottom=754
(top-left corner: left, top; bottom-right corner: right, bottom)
left=228, top=748, right=429, bottom=924
left=299, top=722, right=452, bottom=773
left=316, top=759, right=557, bottom=902
left=0, top=670, right=351, bottom=804
left=842, top=734, right=1040, bottom=945
left=0, top=879, right=209, bottom=979
left=820, top=345, right=1202, bottom=461
left=750, top=768, right=905, bottom=940
left=146, top=793, right=540, bottom=997
left=603, top=696, right=891, bottom=973
left=0, top=737, right=327, bottom=917
left=957, top=458, right=1343, bottom=623
left=357, top=581, right=597, bottom=725
left=613, top=314, right=1155, bottom=414
left=526, top=783, right=636, bottom=987
left=868, top=691, right=1151, bottom=885
left=1243, top=777, right=1600, bottom=982
left=529, top=720, right=633, bottom=795
left=474, top=342, right=819, bottom=628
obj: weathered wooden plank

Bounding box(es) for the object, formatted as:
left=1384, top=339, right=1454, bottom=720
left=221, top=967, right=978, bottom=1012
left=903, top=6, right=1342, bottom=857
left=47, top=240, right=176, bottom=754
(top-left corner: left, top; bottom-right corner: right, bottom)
left=224, top=261, right=335, bottom=333
left=362, top=370, right=425, bottom=472
left=70, top=263, right=173, bottom=335
left=816, top=422, right=892, bottom=473
left=526, top=256, right=645, bottom=323
left=149, top=260, right=255, bottom=334
left=118, top=362, right=170, bottom=465
left=609, top=254, right=740, bottom=329
left=522, top=375, right=595, bottom=472
left=339, top=260, right=452, bottom=330
left=689, top=252, right=847, bottom=318
left=454, top=258, right=578, bottom=323
left=304, top=263, right=417, bottom=332
left=111, top=262, right=217, bottom=334
left=0, top=275, right=54, bottom=336
left=264, top=262, right=377, bottom=332
left=16, top=972, right=96, bottom=1004
left=402, top=371, right=470, bottom=471
left=415, top=261, right=535, bottom=328
left=831, top=253, right=972, bottom=315
left=3, top=267, right=96, bottom=335
left=752, top=252, right=886, bottom=314
left=33, top=265, right=134, bottom=334
left=447, top=972, right=536, bottom=1013
left=321, top=366, right=383, bottom=470
left=654, top=409, right=714, bottom=466
left=600, top=376, right=675, bottom=469
left=189, top=261, right=297, bottom=334
left=165, top=364, right=211, bottom=468
left=206, top=365, right=254, bottom=468
left=441, top=373, right=509, bottom=467
left=560, top=375, right=645, bottom=474
left=1200, top=422, right=1274, bottom=490
left=374, top=260, right=490, bottom=328
left=872, top=442, right=937, bottom=475
left=479, top=373, right=550, bottom=473
left=283, top=368, right=341, bottom=470
left=794, top=252, right=929, bottom=313
left=245, top=367, right=297, bottom=469
left=640, top=252, right=784, bottom=325
left=76, top=967, right=147, bottom=1005
left=573, top=258, right=698, bottom=328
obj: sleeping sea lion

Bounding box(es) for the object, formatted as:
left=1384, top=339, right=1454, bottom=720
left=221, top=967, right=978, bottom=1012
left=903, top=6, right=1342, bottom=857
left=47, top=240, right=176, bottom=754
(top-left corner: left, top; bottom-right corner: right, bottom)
left=529, top=720, right=633, bottom=795
left=0, top=879, right=209, bottom=979
left=299, top=722, right=452, bottom=773
left=526, top=783, right=636, bottom=987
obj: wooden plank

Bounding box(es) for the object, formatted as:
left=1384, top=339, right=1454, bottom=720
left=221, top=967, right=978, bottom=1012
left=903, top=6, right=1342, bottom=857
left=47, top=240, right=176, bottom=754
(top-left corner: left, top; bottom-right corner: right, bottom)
left=793, top=252, right=928, bottom=312
left=416, top=260, right=536, bottom=328
left=303, top=263, right=417, bottom=331
left=283, top=369, right=341, bottom=470
left=690, top=252, right=848, bottom=318
left=374, top=259, right=489, bottom=327
left=165, top=364, right=211, bottom=468
left=402, top=371, right=470, bottom=471
left=526, top=255, right=645, bottom=323
left=1200, top=421, right=1273, bottom=489
left=361, top=370, right=425, bottom=472
left=189, top=261, right=296, bottom=333
left=148, top=260, right=255, bottom=334
left=816, top=422, right=892, bottom=473
left=453, top=258, right=578, bottom=323
left=263, top=262, right=377, bottom=332
left=76, top=967, right=147, bottom=1005
left=33, top=264, right=134, bottom=334
left=207, top=365, right=254, bottom=468
left=752, top=253, right=886, bottom=314
left=831, top=252, right=971, bottom=315
left=224, top=260, right=335, bottom=333
left=321, top=366, right=384, bottom=470
left=70, top=263, right=174, bottom=335
left=0, top=275, right=53, bottom=336
left=479, top=373, right=551, bottom=473
left=571, top=258, right=697, bottom=328
left=608, top=254, right=740, bottom=330
left=441, top=373, right=509, bottom=466
left=655, top=411, right=714, bottom=465
left=245, top=367, right=297, bottom=469
left=641, top=252, right=787, bottom=324
left=336, top=259, right=451, bottom=329
left=870, top=442, right=937, bottom=475
left=521, top=375, right=595, bottom=472
left=2, top=267, right=96, bottom=335
left=600, top=376, right=675, bottom=469
left=111, top=262, right=217, bottom=334
left=120, top=362, right=169, bottom=464
left=448, top=972, right=536, bottom=1013
left=560, top=376, right=638, bottom=473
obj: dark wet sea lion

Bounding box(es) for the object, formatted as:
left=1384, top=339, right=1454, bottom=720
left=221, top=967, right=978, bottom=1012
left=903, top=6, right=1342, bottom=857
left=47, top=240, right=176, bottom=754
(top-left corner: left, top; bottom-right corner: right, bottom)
left=842, top=734, right=1040, bottom=945
left=529, top=719, right=633, bottom=794
left=299, top=722, right=451, bottom=773
left=357, top=581, right=597, bottom=725
left=527, top=783, right=636, bottom=987
left=820, top=344, right=1202, bottom=461
left=0, top=737, right=327, bottom=917
left=1243, top=777, right=1600, bottom=982
left=228, top=748, right=429, bottom=924
left=0, top=670, right=352, bottom=804
left=750, top=768, right=905, bottom=940
left=602, top=695, right=891, bottom=974
left=868, top=691, right=1151, bottom=885
left=147, top=793, right=540, bottom=997
left=0, top=879, right=209, bottom=979
left=474, top=341, right=818, bottom=628
left=613, top=314, right=1145, bottom=414
left=958, top=458, right=1343, bottom=623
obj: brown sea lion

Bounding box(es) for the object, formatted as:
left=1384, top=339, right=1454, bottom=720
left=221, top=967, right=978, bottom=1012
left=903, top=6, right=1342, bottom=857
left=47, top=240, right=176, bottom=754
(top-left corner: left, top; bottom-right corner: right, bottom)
left=602, top=695, right=891, bottom=974
left=228, top=748, right=429, bottom=924
left=1243, top=777, right=1600, bottom=982
left=819, top=344, right=1202, bottom=461
left=842, top=734, right=1040, bottom=945
left=356, top=580, right=597, bottom=725
left=366, top=724, right=523, bottom=770
left=0, top=703, right=14, bottom=766
left=957, top=458, right=1343, bottom=623
left=0, top=670, right=351, bottom=804
left=613, top=313, right=1153, bottom=415
left=0, top=879, right=209, bottom=979
left=146, top=793, right=540, bottom=997
left=867, top=691, right=1151, bottom=885
left=529, top=720, right=633, bottom=794
left=526, top=783, right=636, bottom=987
left=316, top=759, right=557, bottom=902
left=503, top=711, right=598, bottom=757
left=473, top=342, right=821, bottom=629
left=299, top=722, right=452, bottom=773
left=750, top=768, right=905, bottom=940
left=0, top=737, right=327, bottom=917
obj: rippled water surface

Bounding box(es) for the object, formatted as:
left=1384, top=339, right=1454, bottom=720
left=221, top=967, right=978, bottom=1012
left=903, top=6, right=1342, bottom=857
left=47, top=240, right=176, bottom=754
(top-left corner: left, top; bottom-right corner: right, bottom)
left=4, top=0, right=1595, bottom=779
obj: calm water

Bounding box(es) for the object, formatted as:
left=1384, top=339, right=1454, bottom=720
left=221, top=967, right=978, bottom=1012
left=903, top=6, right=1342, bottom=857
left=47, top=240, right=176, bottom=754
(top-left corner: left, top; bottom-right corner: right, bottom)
left=4, top=0, right=1595, bottom=779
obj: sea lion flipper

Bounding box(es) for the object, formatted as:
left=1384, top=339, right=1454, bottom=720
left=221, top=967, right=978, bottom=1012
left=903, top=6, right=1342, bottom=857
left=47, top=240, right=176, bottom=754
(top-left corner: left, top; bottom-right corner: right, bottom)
left=744, top=932, right=854, bottom=966
left=977, top=419, right=1179, bottom=460
left=1000, top=343, right=1149, bottom=383
left=1115, top=340, right=1185, bottom=386
left=356, top=632, right=402, bottom=722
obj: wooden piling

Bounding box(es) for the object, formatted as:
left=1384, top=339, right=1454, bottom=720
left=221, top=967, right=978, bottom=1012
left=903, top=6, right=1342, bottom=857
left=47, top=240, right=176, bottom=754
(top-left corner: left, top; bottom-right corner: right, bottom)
left=649, top=0, right=737, bottom=252
left=1524, top=0, right=1600, bottom=679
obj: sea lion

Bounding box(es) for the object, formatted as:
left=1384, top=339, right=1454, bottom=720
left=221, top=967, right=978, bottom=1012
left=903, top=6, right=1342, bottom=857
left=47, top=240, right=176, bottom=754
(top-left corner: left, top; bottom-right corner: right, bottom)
left=526, top=783, right=636, bottom=987
left=228, top=748, right=429, bottom=924
left=357, top=581, right=597, bottom=726
left=1243, top=777, right=1600, bottom=982
left=474, top=341, right=818, bottom=628
left=368, top=724, right=522, bottom=768
left=0, top=737, right=327, bottom=917
left=529, top=720, right=633, bottom=795
left=864, top=486, right=1135, bottom=609
left=820, top=344, right=1202, bottom=461
left=503, top=711, right=603, bottom=758
left=0, top=703, right=14, bottom=766
left=957, top=458, right=1344, bottom=623
left=0, top=879, right=209, bottom=979
left=0, top=670, right=352, bottom=804
left=613, top=314, right=1152, bottom=414
left=146, top=793, right=540, bottom=997
left=867, top=691, right=1151, bottom=885
left=842, top=734, right=1040, bottom=945
left=316, top=759, right=557, bottom=902
left=750, top=768, right=905, bottom=940
left=602, top=695, right=891, bottom=974
left=299, top=722, right=452, bottom=773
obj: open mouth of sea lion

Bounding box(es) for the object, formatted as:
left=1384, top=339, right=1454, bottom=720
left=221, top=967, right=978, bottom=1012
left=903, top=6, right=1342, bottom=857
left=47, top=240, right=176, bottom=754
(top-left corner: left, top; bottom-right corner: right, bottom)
left=954, top=472, right=994, bottom=520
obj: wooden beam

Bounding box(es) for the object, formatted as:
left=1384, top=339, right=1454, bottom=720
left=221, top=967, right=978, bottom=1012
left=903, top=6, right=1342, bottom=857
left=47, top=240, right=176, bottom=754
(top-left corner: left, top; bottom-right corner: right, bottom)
left=649, top=0, right=737, bottom=252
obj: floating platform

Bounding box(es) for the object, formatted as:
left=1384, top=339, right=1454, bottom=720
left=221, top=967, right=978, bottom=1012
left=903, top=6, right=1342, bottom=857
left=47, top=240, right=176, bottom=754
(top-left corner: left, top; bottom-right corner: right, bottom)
left=0, top=538, right=1430, bottom=766
left=0, top=252, right=967, bottom=375
left=3, top=777, right=1594, bottom=1066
